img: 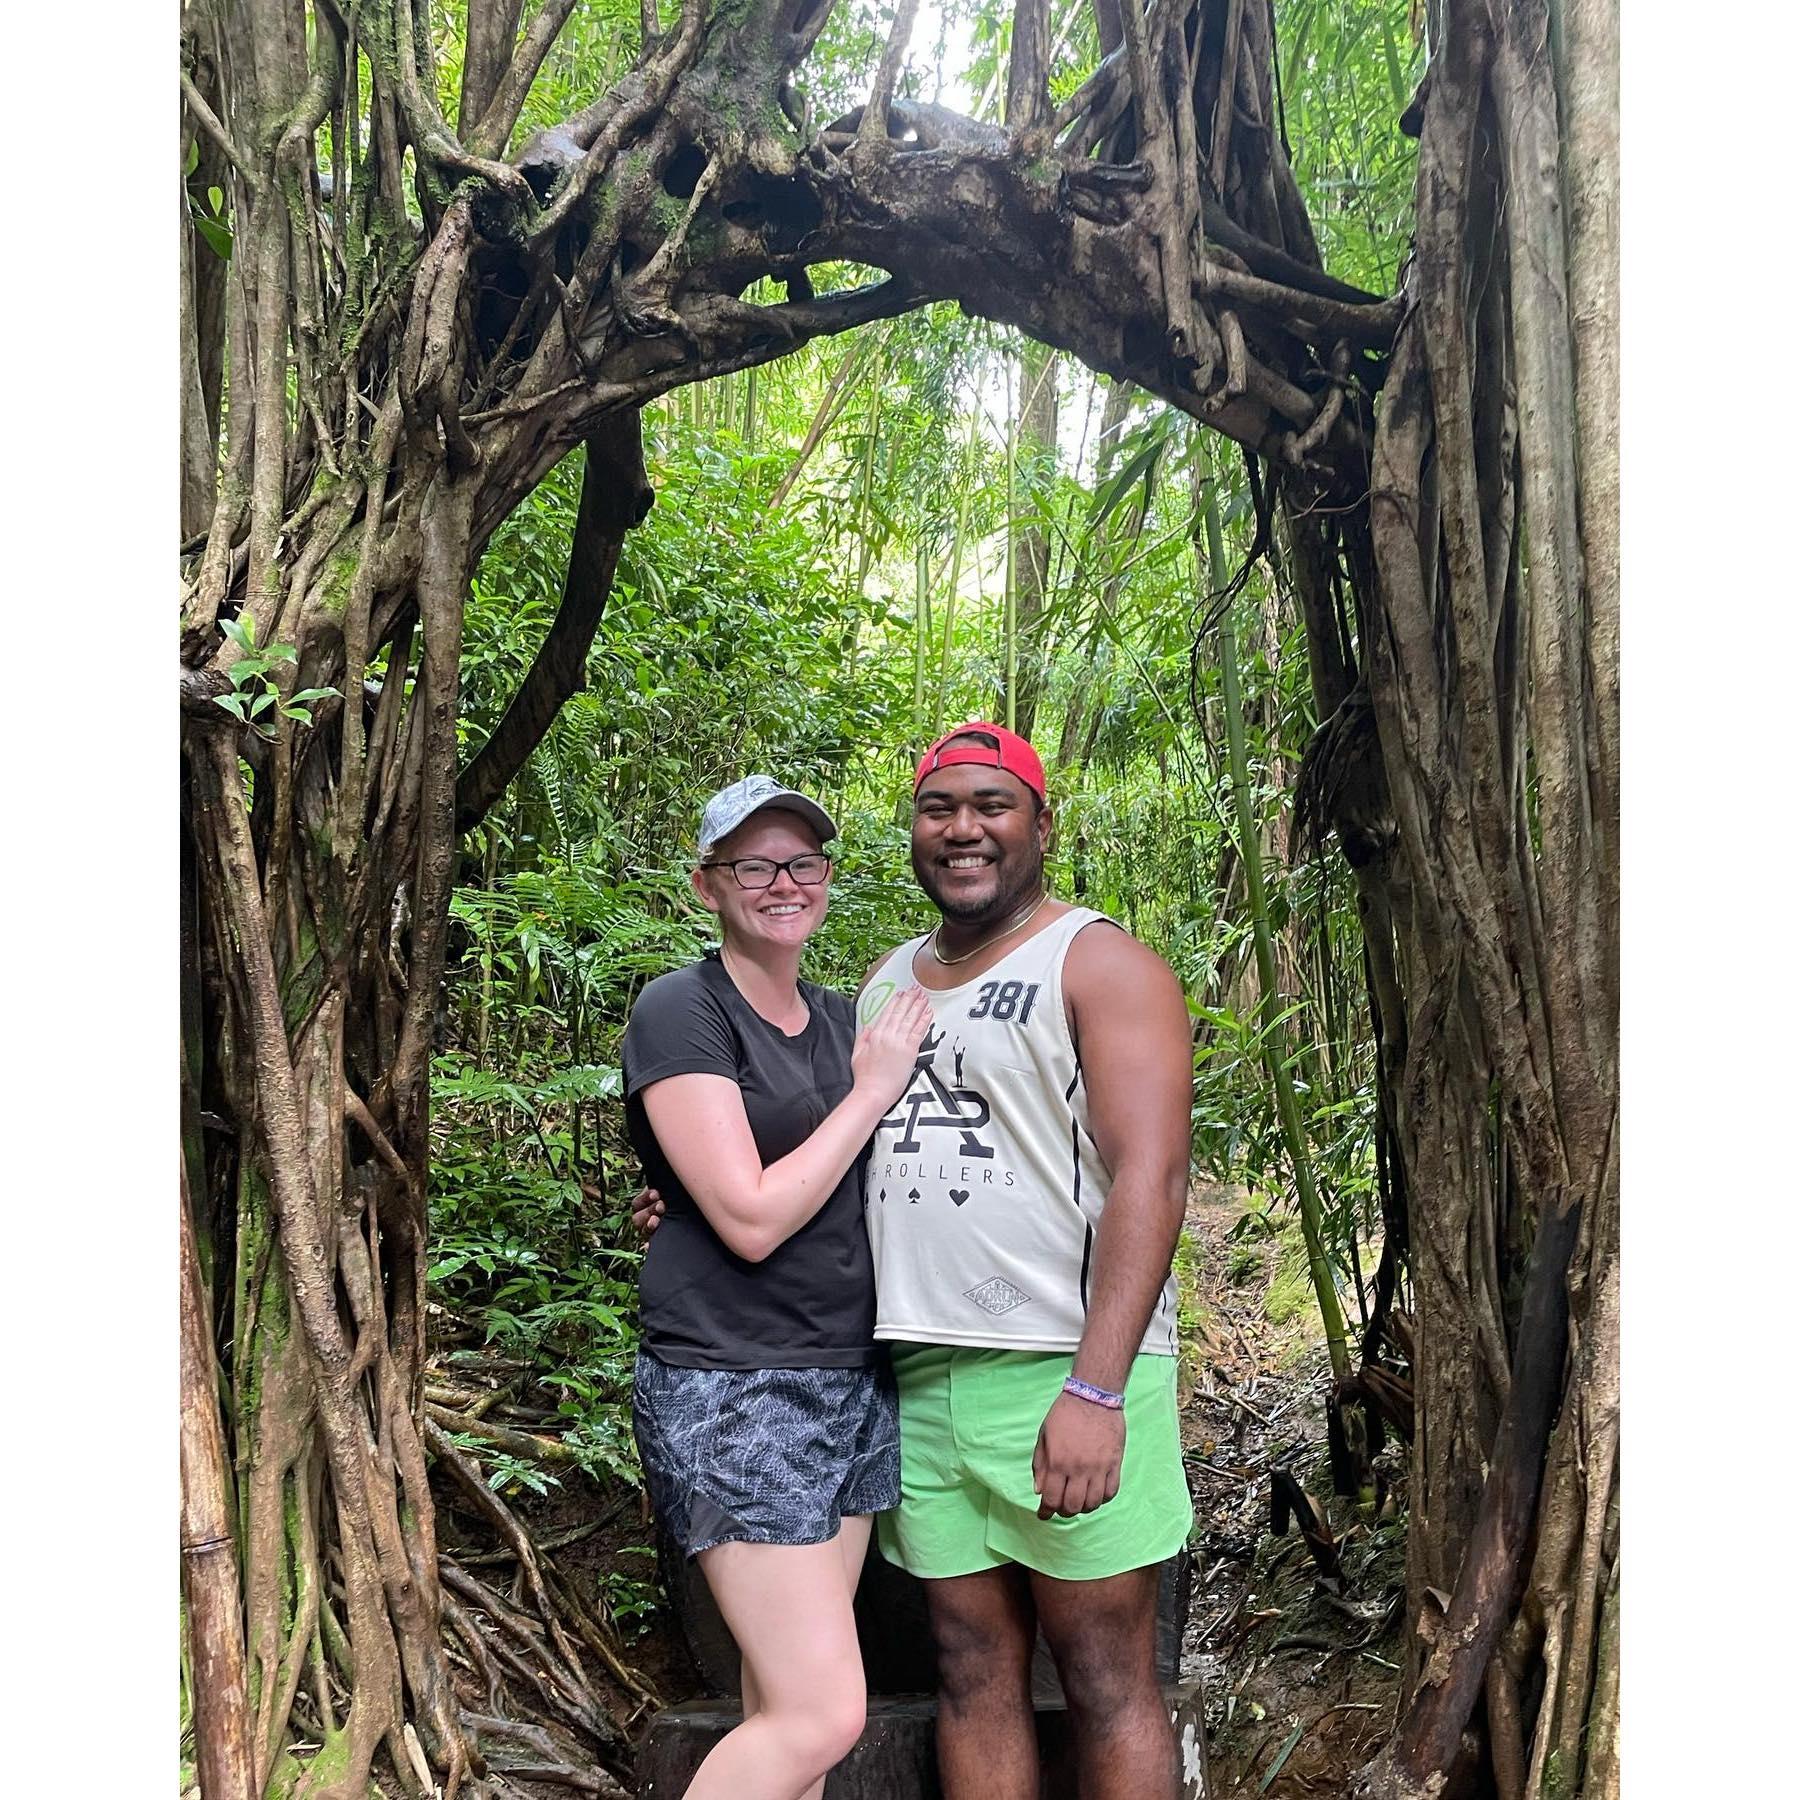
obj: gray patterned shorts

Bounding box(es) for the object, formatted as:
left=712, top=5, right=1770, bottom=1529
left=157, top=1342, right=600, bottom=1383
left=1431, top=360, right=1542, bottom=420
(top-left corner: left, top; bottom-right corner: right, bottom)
left=632, top=1350, right=900, bottom=1557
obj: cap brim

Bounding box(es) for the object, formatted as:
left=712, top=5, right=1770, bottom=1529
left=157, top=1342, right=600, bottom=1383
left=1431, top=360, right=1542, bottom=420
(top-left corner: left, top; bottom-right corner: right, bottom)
left=756, top=793, right=838, bottom=844
left=701, top=791, right=838, bottom=853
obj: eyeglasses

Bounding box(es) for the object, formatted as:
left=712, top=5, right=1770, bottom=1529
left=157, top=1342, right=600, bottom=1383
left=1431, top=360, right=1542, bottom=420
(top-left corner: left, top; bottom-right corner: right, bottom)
left=702, top=854, right=833, bottom=890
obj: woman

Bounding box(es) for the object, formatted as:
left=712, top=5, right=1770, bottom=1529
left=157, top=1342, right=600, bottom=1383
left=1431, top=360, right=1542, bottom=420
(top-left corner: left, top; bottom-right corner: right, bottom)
left=622, top=774, right=931, bottom=1800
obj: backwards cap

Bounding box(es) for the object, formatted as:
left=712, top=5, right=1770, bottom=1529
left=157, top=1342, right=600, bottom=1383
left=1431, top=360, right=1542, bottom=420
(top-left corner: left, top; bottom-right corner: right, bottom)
left=913, top=723, right=1047, bottom=802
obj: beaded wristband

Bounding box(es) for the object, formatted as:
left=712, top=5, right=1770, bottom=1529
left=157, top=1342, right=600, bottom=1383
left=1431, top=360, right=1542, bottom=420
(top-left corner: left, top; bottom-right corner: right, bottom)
left=1062, top=1376, right=1125, bottom=1411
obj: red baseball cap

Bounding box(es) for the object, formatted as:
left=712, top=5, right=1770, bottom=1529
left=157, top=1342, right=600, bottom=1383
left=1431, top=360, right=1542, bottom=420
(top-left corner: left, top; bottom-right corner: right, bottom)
left=913, top=723, right=1047, bottom=801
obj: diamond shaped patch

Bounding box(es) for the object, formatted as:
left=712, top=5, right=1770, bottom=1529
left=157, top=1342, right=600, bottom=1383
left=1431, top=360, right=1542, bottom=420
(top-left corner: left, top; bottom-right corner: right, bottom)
left=964, top=1276, right=1031, bottom=1315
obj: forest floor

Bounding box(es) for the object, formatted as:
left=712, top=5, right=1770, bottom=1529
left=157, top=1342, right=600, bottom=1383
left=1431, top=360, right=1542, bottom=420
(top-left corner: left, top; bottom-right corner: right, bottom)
left=1177, top=1179, right=1407, bottom=1797
left=423, top=1178, right=1407, bottom=1798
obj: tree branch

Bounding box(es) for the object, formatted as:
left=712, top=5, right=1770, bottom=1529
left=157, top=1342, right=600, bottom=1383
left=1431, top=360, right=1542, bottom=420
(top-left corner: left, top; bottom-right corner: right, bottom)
left=382, top=0, right=532, bottom=204
left=859, top=0, right=924, bottom=145
left=180, top=1163, right=255, bottom=1800
left=1210, top=0, right=1248, bottom=193
left=1119, top=0, right=1201, bottom=368
left=469, top=0, right=581, bottom=159
left=181, top=67, right=260, bottom=193
left=1116, top=0, right=1161, bottom=155
left=1370, top=1195, right=1583, bottom=1790
left=1005, top=0, right=1052, bottom=141
left=459, top=0, right=525, bottom=139
left=391, top=472, right=480, bottom=1133
left=681, top=277, right=924, bottom=349
left=454, top=411, right=653, bottom=835
left=1201, top=197, right=1387, bottom=304
left=1048, top=43, right=1126, bottom=140
left=1198, top=260, right=1400, bottom=345
left=805, top=151, right=1302, bottom=460
left=530, top=0, right=709, bottom=246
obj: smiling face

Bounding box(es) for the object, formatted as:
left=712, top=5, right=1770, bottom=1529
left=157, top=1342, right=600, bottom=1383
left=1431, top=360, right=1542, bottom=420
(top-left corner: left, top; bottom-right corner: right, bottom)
left=911, top=763, right=1052, bottom=926
left=692, top=809, right=831, bottom=952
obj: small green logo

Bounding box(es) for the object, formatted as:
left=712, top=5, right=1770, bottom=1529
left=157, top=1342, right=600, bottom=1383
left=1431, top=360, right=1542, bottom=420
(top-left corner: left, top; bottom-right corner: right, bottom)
left=859, top=979, right=896, bottom=1025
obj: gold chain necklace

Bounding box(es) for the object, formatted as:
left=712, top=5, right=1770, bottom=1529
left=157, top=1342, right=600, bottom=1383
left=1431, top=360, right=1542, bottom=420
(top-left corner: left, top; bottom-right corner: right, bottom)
left=928, top=891, right=1050, bottom=967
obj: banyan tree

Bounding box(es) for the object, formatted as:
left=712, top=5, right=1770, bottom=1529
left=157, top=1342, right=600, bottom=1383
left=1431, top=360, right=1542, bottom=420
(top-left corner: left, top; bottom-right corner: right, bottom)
left=178, top=1, right=1617, bottom=1795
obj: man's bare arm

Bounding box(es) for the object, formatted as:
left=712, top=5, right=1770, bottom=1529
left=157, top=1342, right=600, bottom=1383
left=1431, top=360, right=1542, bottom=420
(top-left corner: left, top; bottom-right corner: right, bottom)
left=1067, top=926, right=1192, bottom=1389
left=1031, top=922, right=1192, bottom=1518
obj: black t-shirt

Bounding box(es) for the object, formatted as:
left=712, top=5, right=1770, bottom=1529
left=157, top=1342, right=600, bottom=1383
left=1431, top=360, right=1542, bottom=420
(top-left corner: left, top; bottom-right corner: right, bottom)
left=622, top=953, right=877, bottom=1369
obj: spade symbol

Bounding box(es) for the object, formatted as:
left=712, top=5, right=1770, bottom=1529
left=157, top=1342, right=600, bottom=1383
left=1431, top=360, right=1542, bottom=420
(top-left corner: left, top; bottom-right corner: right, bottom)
left=950, top=1189, right=970, bottom=1207
left=907, top=1188, right=921, bottom=1204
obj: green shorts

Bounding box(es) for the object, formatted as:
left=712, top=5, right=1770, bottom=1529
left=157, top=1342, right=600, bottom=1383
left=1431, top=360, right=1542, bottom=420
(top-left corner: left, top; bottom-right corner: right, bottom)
left=876, top=1343, right=1194, bottom=1582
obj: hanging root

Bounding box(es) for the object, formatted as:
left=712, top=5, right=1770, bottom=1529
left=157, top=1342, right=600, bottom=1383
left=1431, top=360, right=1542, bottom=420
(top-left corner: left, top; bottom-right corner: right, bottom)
left=1285, top=341, right=1353, bottom=467
left=1206, top=310, right=1249, bottom=412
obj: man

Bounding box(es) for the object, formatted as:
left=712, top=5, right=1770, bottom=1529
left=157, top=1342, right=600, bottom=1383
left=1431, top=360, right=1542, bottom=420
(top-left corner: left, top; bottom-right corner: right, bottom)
left=640, top=724, right=1195, bottom=1799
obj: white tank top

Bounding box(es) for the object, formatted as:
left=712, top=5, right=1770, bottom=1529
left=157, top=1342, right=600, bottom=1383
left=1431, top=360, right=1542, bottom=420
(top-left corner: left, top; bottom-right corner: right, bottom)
left=860, top=906, right=1180, bottom=1356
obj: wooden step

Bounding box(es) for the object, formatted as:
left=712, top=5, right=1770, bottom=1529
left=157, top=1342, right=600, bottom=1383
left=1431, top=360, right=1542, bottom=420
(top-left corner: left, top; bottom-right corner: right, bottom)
left=657, top=1528, right=1194, bottom=1702
left=637, top=1679, right=1212, bottom=1798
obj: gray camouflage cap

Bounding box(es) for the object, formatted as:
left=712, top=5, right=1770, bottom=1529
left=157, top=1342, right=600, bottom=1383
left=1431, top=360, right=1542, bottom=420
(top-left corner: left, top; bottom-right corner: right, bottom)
left=697, top=774, right=838, bottom=858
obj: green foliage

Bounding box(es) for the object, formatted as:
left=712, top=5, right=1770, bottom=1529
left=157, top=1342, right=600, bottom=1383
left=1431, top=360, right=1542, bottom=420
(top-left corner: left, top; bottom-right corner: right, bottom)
left=597, top=1546, right=662, bottom=1641
left=185, top=135, right=234, bottom=260
left=213, top=614, right=338, bottom=737
left=425, top=0, right=1415, bottom=1492
left=1262, top=1217, right=1319, bottom=1328
left=429, top=1046, right=645, bottom=1491
left=1277, top=0, right=1424, bottom=291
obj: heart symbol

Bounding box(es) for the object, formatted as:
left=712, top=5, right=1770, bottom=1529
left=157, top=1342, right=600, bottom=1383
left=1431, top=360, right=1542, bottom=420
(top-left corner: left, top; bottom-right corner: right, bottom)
left=950, top=1189, right=970, bottom=1207
left=907, top=1188, right=921, bottom=1203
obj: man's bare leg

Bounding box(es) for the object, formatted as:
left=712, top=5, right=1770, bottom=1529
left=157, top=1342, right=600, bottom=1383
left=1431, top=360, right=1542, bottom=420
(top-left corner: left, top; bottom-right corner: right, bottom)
left=922, top=1565, right=1038, bottom=1800
left=1031, top=1562, right=1176, bottom=1800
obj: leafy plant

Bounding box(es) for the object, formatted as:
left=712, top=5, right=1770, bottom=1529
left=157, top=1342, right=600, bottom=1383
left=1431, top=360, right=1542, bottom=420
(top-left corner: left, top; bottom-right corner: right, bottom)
left=597, top=1547, right=661, bottom=1641
left=212, top=614, right=336, bottom=739
left=184, top=137, right=233, bottom=261
left=449, top=1437, right=562, bottom=1500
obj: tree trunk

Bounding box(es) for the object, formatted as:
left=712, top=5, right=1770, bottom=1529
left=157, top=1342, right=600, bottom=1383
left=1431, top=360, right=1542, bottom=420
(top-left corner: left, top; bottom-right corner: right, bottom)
left=1344, top=1, right=1619, bottom=1792
left=181, top=1162, right=255, bottom=1800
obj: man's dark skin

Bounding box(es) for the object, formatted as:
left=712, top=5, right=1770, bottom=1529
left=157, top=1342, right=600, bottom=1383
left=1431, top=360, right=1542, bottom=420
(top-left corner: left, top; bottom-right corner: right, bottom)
left=902, top=755, right=1192, bottom=1800
left=635, top=745, right=1193, bottom=1799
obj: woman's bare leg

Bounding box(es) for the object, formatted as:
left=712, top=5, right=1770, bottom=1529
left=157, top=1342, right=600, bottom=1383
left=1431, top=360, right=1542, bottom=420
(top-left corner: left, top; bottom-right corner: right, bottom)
left=732, top=1517, right=873, bottom=1800
left=835, top=1513, right=873, bottom=1597
left=685, top=1534, right=868, bottom=1800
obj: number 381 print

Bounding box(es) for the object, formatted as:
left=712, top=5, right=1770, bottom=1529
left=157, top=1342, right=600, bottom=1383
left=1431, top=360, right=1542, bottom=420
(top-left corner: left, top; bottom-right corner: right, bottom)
left=968, top=980, right=1040, bottom=1024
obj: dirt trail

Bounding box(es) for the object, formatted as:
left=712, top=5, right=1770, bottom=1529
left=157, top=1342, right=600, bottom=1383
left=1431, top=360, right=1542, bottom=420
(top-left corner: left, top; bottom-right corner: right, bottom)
left=437, top=1181, right=1408, bottom=1797
left=1178, top=1181, right=1405, bottom=1796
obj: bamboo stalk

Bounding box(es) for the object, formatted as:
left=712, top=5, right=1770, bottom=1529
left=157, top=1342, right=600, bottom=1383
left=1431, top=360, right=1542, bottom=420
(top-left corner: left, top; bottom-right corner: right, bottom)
left=1004, top=356, right=1018, bottom=730
left=767, top=337, right=868, bottom=511
left=934, top=400, right=983, bottom=732
left=848, top=354, right=889, bottom=620
left=913, top=537, right=931, bottom=745
left=1198, top=453, right=1350, bottom=1382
